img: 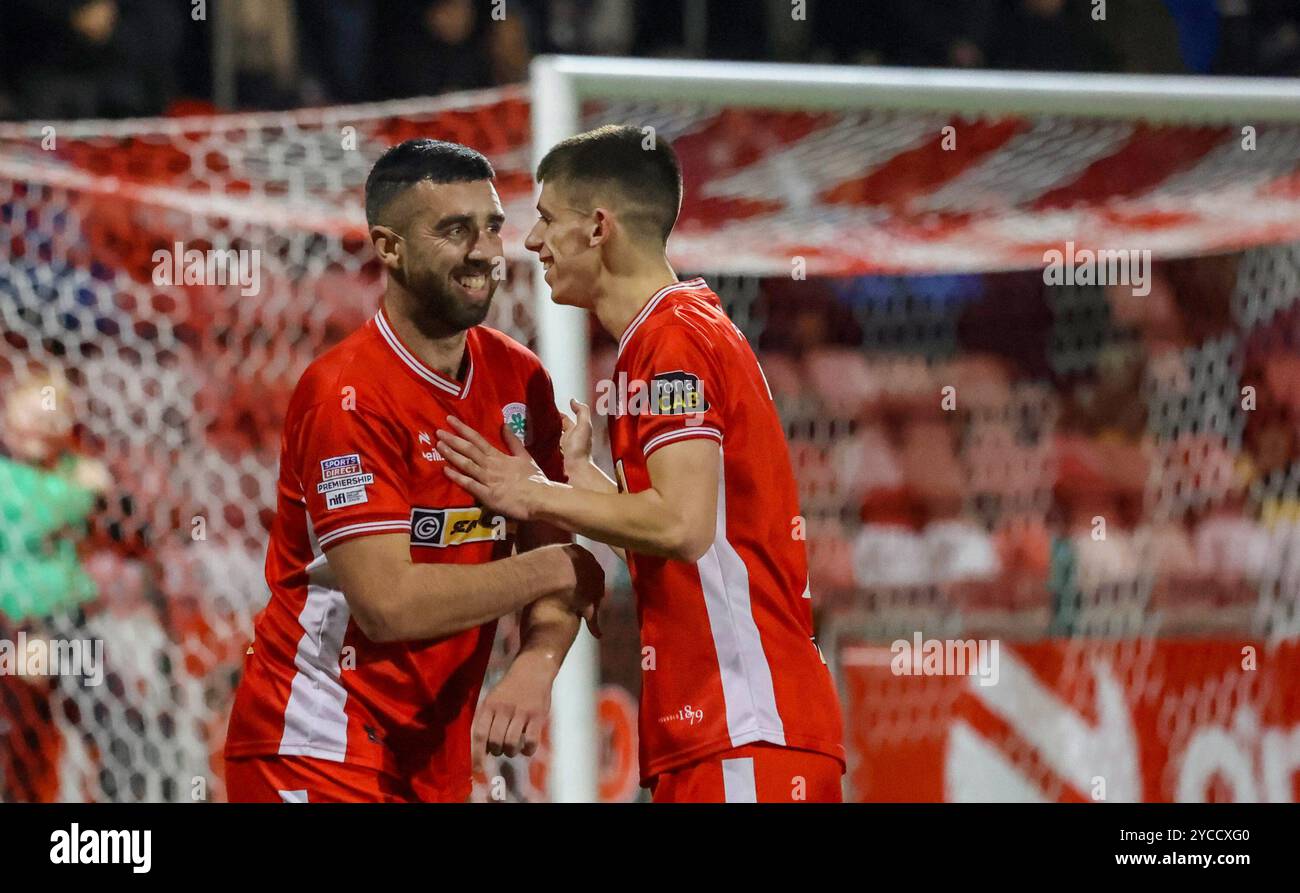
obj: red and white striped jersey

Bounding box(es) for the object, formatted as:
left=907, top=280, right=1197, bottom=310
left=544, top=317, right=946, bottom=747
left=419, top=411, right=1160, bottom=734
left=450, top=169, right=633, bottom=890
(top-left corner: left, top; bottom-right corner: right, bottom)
left=607, top=278, right=845, bottom=782
left=224, top=304, right=564, bottom=801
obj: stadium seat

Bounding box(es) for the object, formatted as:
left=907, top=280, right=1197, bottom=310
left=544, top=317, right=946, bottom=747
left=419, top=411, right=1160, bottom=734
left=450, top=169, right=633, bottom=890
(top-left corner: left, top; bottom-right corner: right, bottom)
left=801, top=346, right=881, bottom=417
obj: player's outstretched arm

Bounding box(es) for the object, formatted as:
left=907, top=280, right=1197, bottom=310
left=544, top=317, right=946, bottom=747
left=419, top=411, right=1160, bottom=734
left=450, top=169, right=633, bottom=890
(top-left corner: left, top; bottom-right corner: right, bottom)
left=437, top=415, right=719, bottom=563
left=555, top=400, right=627, bottom=563
left=531, top=438, right=719, bottom=561
left=323, top=533, right=603, bottom=643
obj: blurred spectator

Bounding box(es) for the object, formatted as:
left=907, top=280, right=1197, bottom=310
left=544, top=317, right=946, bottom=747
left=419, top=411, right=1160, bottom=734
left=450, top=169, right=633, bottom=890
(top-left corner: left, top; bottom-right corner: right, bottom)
left=0, top=373, right=105, bottom=623
left=812, top=0, right=995, bottom=68
left=986, top=0, right=1119, bottom=73
left=1162, top=0, right=1221, bottom=73
left=0, top=372, right=106, bottom=802
left=229, top=0, right=301, bottom=109
left=549, top=0, right=635, bottom=56
left=296, top=0, right=377, bottom=103
left=1102, top=0, right=1191, bottom=73
left=2, top=0, right=184, bottom=119
left=379, top=0, right=532, bottom=99
left=1217, top=0, right=1300, bottom=75
left=633, top=0, right=769, bottom=61
left=3, top=0, right=1299, bottom=119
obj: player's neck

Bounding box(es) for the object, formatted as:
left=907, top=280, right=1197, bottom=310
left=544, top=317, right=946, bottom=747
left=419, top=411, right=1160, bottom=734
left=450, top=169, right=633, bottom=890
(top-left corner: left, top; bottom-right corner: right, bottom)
left=596, top=260, right=680, bottom=344
left=381, top=292, right=469, bottom=381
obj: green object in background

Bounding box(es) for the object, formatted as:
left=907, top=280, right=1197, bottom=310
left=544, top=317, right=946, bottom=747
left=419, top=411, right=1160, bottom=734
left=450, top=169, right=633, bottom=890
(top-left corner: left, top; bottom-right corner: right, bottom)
left=0, top=454, right=99, bottom=623
left=1047, top=535, right=1079, bottom=637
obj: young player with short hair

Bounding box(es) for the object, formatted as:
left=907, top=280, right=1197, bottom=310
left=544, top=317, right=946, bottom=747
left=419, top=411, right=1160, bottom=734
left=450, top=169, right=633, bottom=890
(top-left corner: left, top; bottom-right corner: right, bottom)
left=437, top=126, right=845, bottom=802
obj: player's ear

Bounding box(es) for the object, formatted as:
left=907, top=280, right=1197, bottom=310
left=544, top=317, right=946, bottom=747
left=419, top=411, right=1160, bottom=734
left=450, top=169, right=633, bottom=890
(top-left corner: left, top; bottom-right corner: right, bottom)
left=588, top=207, right=614, bottom=248
left=370, top=225, right=402, bottom=269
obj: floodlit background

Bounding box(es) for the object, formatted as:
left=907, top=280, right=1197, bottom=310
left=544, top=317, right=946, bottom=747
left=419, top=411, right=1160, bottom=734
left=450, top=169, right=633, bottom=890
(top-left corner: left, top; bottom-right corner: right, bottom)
left=1, top=0, right=1299, bottom=803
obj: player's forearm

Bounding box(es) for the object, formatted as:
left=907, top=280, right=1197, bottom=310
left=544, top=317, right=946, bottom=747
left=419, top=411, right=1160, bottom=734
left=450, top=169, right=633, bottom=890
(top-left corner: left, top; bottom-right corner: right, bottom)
left=560, top=462, right=628, bottom=563
left=514, top=595, right=580, bottom=679
left=527, top=482, right=703, bottom=562
left=564, top=458, right=619, bottom=495
left=371, top=546, right=575, bottom=642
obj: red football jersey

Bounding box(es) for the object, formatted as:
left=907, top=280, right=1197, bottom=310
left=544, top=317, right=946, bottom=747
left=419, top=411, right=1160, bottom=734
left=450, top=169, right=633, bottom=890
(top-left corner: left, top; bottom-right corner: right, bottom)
left=224, top=304, right=564, bottom=801
left=607, top=278, right=845, bottom=782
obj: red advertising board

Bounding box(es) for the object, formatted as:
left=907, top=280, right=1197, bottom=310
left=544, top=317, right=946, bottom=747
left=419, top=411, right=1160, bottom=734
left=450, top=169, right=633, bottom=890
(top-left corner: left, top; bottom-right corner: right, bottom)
left=841, top=639, right=1300, bottom=802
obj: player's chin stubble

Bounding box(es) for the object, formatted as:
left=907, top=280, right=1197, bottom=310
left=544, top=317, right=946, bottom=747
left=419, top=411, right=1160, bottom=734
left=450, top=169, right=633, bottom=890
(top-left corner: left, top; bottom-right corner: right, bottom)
left=397, top=262, right=493, bottom=335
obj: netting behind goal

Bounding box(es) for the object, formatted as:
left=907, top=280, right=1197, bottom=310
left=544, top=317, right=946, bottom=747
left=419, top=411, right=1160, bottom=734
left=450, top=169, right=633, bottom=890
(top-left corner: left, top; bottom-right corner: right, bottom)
left=2, top=71, right=1299, bottom=801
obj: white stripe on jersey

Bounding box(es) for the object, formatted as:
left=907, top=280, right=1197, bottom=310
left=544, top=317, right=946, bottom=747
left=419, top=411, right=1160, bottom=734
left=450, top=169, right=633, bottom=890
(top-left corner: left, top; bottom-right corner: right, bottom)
left=722, top=757, right=758, bottom=803
left=695, top=448, right=787, bottom=748
left=617, top=278, right=707, bottom=358
left=374, top=310, right=464, bottom=397
left=278, top=581, right=352, bottom=761
left=642, top=425, right=723, bottom=456
left=315, top=518, right=409, bottom=549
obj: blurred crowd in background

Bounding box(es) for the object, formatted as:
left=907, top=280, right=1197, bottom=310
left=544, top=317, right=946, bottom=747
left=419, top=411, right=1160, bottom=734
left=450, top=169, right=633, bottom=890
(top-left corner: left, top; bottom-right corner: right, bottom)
left=2, top=0, right=1300, bottom=121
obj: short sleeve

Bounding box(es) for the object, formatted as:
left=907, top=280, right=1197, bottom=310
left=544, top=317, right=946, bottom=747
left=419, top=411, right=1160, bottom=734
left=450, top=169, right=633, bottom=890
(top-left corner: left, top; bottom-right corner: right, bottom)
left=625, top=325, right=725, bottom=459
left=524, top=365, right=568, bottom=483
left=294, top=402, right=411, bottom=551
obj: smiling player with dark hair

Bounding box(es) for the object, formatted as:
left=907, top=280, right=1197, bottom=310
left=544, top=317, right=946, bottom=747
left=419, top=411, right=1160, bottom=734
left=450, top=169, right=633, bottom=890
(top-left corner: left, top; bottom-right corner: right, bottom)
left=223, top=139, right=604, bottom=803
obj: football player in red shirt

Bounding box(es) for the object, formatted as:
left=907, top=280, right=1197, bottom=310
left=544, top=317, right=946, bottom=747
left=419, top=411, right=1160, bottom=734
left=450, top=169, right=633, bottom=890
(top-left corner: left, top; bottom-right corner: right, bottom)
left=223, top=139, right=604, bottom=802
left=437, top=125, right=845, bottom=802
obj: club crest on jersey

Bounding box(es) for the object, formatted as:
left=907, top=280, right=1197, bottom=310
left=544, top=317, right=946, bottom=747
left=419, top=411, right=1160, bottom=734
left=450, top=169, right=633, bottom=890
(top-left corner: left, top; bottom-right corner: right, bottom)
left=410, top=506, right=508, bottom=548
left=649, top=370, right=708, bottom=415
left=317, top=454, right=374, bottom=509
left=502, top=402, right=527, bottom=441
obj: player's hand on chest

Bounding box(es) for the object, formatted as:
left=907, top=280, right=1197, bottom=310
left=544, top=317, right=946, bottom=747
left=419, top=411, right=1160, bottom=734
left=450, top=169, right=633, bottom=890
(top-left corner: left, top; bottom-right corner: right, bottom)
left=407, top=398, right=527, bottom=499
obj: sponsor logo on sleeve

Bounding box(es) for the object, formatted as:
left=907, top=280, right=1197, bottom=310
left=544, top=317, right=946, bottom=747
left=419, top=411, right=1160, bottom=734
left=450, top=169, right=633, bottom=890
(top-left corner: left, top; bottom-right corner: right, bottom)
left=410, top=506, right=508, bottom=548
left=649, top=371, right=708, bottom=415
left=318, top=453, right=375, bottom=509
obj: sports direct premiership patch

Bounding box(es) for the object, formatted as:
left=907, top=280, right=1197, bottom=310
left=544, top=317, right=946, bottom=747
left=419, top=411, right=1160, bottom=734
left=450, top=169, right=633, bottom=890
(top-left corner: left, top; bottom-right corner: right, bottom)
left=317, top=453, right=375, bottom=510
left=650, top=370, right=708, bottom=415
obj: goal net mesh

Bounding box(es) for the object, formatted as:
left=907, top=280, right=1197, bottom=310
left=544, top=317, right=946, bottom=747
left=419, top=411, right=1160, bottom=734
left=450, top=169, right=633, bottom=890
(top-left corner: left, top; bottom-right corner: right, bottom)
left=1, top=80, right=1298, bottom=802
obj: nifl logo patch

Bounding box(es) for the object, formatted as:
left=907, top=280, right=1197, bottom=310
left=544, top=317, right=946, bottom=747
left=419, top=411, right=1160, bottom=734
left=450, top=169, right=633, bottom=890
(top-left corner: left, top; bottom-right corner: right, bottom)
left=649, top=371, right=708, bottom=415
left=326, top=488, right=367, bottom=509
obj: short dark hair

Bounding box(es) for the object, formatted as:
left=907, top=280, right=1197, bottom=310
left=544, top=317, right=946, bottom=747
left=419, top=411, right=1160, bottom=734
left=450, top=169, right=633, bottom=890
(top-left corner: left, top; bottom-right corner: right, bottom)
left=364, top=139, right=495, bottom=227
left=536, top=124, right=683, bottom=243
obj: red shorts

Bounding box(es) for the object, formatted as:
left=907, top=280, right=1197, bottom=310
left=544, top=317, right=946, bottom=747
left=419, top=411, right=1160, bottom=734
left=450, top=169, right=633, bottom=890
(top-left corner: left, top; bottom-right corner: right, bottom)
left=650, top=743, right=843, bottom=803
left=224, top=755, right=420, bottom=803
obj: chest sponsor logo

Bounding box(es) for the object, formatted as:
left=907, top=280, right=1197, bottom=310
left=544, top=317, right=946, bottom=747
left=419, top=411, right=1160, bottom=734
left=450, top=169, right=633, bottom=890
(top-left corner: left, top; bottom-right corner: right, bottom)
left=318, top=454, right=374, bottom=509
left=502, top=402, right=527, bottom=441
left=649, top=370, right=708, bottom=415
left=409, top=506, right=508, bottom=548
left=417, top=431, right=443, bottom=462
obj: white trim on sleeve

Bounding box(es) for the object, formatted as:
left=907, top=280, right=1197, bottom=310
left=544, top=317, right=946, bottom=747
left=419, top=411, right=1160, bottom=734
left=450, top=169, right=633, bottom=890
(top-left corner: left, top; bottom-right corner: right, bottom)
left=316, top=518, right=410, bottom=549
left=642, top=425, right=723, bottom=457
